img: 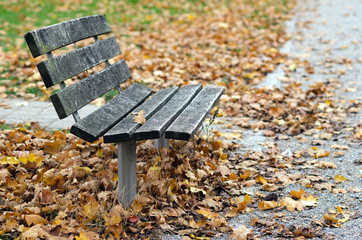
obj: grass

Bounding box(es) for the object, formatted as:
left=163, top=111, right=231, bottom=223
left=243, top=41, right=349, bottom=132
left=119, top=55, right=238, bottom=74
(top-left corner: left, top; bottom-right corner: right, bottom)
left=0, top=0, right=208, bottom=51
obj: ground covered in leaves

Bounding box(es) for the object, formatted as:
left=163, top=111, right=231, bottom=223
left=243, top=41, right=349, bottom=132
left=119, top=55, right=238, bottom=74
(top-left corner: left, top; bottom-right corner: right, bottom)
left=1, top=0, right=361, bottom=239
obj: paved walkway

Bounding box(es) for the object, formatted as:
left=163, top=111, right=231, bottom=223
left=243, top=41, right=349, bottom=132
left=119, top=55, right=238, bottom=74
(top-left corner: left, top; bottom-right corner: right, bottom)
left=0, top=99, right=98, bottom=129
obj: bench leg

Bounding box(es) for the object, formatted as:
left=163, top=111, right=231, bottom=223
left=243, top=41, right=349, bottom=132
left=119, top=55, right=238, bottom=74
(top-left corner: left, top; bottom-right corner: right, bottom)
left=117, top=139, right=137, bottom=207
left=154, top=134, right=169, bottom=150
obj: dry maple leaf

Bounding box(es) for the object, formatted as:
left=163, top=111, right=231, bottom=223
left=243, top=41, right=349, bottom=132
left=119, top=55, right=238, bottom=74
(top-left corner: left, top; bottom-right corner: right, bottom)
left=334, top=174, right=347, bottom=183
left=300, top=195, right=318, bottom=207
left=196, top=207, right=219, bottom=219
left=132, top=110, right=146, bottom=124
left=229, top=225, right=254, bottom=240
left=280, top=197, right=304, bottom=211
left=21, top=225, right=52, bottom=239
left=290, top=188, right=305, bottom=199
left=24, top=214, right=48, bottom=226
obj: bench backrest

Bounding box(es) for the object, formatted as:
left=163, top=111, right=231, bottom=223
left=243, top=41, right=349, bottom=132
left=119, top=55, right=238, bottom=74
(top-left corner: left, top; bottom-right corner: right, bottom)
left=24, top=15, right=130, bottom=120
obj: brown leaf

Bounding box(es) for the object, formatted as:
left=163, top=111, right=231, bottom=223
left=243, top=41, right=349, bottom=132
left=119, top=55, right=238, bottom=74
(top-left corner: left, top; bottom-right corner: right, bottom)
left=229, top=225, right=254, bottom=240
left=280, top=197, right=304, bottom=211
left=39, top=189, right=53, bottom=204
left=132, top=110, right=146, bottom=124
left=24, top=214, right=48, bottom=226
left=196, top=207, right=219, bottom=219
left=22, top=225, right=52, bottom=239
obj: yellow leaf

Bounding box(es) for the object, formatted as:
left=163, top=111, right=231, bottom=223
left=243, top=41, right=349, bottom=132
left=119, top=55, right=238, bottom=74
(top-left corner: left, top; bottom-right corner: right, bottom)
left=82, top=199, right=99, bottom=220
left=238, top=171, right=251, bottom=181
left=132, top=110, right=146, bottom=124
left=229, top=172, right=237, bottom=180
left=77, top=166, right=93, bottom=174
left=0, top=156, right=19, bottom=165
left=219, top=153, right=228, bottom=161
left=196, top=207, right=219, bottom=219
left=324, top=213, right=349, bottom=223
left=290, top=188, right=305, bottom=199
left=334, top=174, right=347, bottom=183
left=337, top=206, right=343, bottom=213
left=96, top=149, right=103, bottom=158
left=243, top=194, right=252, bottom=205
left=75, top=232, right=90, bottom=240
left=19, top=156, right=28, bottom=164
left=112, top=174, right=118, bottom=182
left=28, top=153, right=43, bottom=166
left=256, top=175, right=267, bottom=185
left=190, top=234, right=209, bottom=240
left=258, top=201, right=278, bottom=210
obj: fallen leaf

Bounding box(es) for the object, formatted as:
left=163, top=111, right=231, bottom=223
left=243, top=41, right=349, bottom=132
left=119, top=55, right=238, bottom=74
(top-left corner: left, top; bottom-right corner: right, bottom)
left=318, top=161, right=336, bottom=168
left=229, top=225, right=254, bottom=240
left=334, top=174, right=347, bottom=183
left=280, top=197, right=304, bottom=211
left=290, top=188, right=305, bottom=199
left=256, top=175, right=267, bottom=185
left=196, top=207, right=219, bottom=219
left=75, top=232, right=90, bottom=240
left=258, top=201, right=278, bottom=210
left=133, top=110, right=146, bottom=124
left=24, top=214, right=48, bottom=226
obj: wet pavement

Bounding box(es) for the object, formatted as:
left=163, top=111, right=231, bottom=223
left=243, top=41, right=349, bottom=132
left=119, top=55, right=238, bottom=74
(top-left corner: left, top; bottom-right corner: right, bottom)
left=0, top=98, right=98, bottom=129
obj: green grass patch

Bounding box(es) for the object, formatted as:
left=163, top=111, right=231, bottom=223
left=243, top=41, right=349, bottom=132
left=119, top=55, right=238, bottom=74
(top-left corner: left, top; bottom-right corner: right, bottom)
left=102, top=89, right=118, bottom=102
left=0, top=0, right=209, bottom=51
left=25, top=86, right=44, bottom=97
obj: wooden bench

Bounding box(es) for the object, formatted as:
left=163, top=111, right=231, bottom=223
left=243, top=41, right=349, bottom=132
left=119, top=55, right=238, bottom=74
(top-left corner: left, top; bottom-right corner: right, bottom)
left=24, top=15, right=224, bottom=206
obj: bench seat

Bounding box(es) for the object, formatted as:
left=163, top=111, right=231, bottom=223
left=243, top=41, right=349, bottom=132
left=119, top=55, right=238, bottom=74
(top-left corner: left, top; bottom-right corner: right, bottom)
left=24, top=15, right=224, bottom=207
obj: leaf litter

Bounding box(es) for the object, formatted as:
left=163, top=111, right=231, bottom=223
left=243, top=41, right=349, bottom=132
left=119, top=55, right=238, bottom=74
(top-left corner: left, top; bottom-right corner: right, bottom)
left=0, top=0, right=361, bottom=239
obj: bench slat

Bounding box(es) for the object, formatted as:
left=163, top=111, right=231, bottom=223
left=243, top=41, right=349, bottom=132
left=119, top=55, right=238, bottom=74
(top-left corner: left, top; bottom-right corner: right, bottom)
left=165, top=85, right=224, bottom=140
left=70, top=83, right=153, bottom=142
left=38, top=37, right=121, bottom=87
left=25, top=15, right=111, bottom=58
left=103, top=87, right=179, bottom=143
left=134, top=84, right=202, bottom=140
left=50, top=60, right=131, bottom=119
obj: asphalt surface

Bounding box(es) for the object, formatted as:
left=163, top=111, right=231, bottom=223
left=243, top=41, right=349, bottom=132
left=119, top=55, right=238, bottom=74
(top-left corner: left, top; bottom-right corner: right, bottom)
left=224, top=0, right=362, bottom=239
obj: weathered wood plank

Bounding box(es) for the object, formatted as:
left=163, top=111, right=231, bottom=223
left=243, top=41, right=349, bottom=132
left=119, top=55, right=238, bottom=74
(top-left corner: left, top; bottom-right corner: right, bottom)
left=103, top=87, right=178, bottom=143
left=38, top=37, right=121, bottom=87
left=50, top=60, right=131, bottom=119
left=165, top=85, right=224, bottom=140
left=25, top=15, right=111, bottom=58
left=70, top=83, right=153, bottom=142
left=134, top=84, right=202, bottom=141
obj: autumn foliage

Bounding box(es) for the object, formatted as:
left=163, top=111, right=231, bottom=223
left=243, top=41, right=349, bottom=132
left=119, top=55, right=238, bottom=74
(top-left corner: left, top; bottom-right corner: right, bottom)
left=1, top=0, right=361, bottom=239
